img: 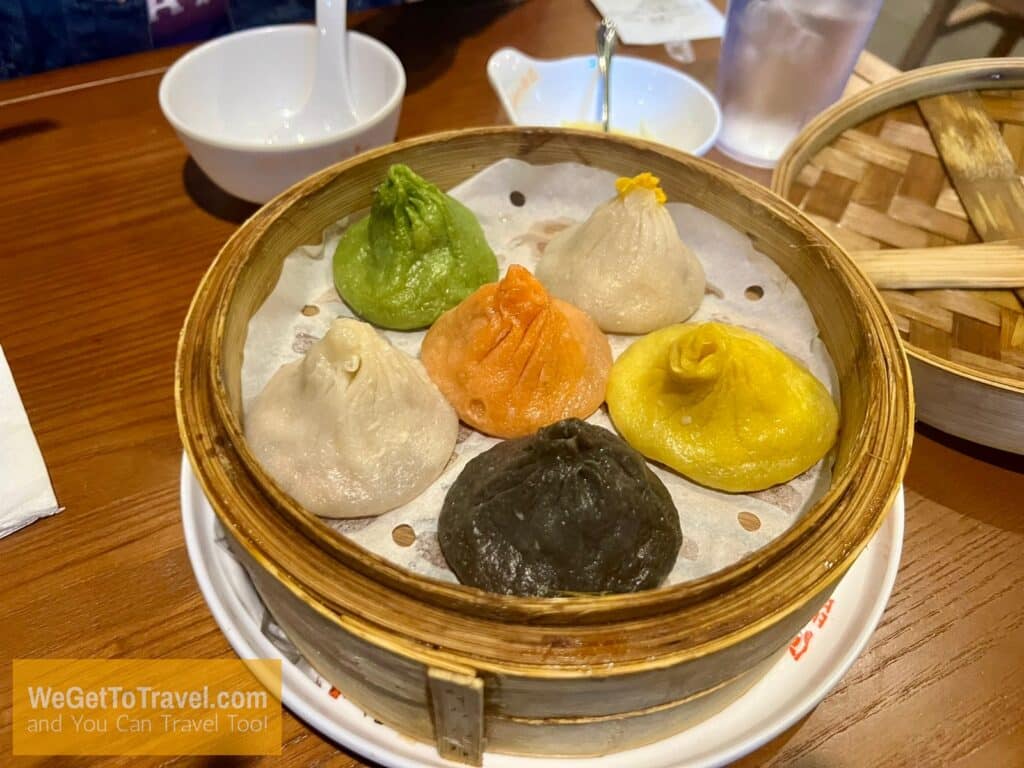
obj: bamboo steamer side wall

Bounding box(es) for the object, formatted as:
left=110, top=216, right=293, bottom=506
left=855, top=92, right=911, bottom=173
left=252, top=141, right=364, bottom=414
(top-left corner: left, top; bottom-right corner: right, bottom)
left=910, top=355, right=1024, bottom=452
left=484, top=582, right=828, bottom=720
left=237, top=538, right=830, bottom=758
left=233, top=544, right=438, bottom=742
left=481, top=656, right=777, bottom=758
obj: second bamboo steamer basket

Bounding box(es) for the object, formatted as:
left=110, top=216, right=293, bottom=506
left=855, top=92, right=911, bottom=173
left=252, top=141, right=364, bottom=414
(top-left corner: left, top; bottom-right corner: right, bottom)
left=773, top=58, right=1024, bottom=455
left=176, top=127, right=912, bottom=764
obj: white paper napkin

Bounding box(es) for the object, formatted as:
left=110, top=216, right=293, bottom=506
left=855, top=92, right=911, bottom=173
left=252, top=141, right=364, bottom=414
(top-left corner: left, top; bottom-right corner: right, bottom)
left=590, top=0, right=725, bottom=45
left=0, top=345, right=60, bottom=538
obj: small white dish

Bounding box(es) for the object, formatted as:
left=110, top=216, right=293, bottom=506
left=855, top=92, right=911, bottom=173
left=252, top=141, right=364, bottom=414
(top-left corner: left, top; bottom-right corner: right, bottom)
left=487, top=47, right=721, bottom=156
left=181, top=454, right=903, bottom=768
left=160, top=25, right=405, bottom=203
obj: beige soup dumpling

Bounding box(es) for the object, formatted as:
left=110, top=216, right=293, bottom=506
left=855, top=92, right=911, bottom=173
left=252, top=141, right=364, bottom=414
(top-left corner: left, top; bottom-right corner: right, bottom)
left=245, top=318, right=458, bottom=518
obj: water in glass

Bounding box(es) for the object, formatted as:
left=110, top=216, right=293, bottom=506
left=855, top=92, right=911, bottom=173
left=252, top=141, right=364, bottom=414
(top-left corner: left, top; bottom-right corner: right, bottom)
left=716, top=0, right=884, bottom=167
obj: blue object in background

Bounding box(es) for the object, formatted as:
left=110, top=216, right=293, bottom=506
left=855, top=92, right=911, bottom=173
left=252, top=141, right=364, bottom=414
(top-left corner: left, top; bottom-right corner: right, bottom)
left=0, top=0, right=403, bottom=79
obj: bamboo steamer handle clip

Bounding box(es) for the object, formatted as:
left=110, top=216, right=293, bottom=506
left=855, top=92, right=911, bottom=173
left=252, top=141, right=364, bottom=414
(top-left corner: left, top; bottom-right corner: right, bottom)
left=427, top=668, right=485, bottom=765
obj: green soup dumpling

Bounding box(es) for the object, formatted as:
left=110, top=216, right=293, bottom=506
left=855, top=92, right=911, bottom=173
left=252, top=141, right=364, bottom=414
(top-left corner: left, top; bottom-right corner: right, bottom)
left=333, top=164, right=499, bottom=330
left=438, top=419, right=682, bottom=597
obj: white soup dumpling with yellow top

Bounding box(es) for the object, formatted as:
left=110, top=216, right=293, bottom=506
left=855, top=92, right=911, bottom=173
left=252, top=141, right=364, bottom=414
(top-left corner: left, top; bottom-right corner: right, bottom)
left=535, top=173, right=706, bottom=334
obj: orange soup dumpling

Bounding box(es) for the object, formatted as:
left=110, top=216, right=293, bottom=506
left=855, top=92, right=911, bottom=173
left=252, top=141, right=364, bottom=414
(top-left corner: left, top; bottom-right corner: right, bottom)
left=421, top=265, right=612, bottom=438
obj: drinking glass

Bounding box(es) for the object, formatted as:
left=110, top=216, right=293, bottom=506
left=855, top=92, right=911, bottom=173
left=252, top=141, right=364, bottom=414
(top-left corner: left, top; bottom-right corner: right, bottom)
left=715, top=0, right=884, bottom=167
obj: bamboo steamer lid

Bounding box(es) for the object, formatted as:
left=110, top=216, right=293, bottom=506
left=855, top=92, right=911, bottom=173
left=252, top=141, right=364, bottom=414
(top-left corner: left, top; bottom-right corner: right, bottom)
left=774, top=58, right=1024, bottom=454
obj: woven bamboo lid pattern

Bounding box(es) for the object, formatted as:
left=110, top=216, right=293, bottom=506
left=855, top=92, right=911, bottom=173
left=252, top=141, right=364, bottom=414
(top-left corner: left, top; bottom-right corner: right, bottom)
left=774, top=59, right=1024, bottom=453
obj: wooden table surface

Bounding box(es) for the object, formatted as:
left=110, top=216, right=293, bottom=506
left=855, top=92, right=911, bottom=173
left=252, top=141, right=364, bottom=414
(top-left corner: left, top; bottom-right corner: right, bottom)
left=1, top=1, right=1022, bottom=765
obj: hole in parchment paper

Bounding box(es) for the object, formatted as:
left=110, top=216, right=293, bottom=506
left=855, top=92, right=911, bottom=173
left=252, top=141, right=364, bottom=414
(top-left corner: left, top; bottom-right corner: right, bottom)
left=737, top=511, right=762, bottom=531
left=510, top=190, right=526, bottom=207
left=301, top=304, right=320, bottom=316
left=392, top=524, right=416, bottom=547
left=744, top=285, right=764, bottom=301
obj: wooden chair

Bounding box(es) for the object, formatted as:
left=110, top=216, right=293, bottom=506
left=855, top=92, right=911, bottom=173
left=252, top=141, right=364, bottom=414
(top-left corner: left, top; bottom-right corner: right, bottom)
left=901, top=0, right=1024, bottom=70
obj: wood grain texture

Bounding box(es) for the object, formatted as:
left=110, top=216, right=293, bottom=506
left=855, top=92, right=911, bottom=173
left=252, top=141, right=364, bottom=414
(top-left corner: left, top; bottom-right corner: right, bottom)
left=0, top=1, right=1020, bottom=766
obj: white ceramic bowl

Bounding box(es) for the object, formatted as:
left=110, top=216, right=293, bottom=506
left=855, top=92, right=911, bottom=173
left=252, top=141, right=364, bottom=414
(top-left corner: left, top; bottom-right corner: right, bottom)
left=488, top=47, right=721, bottom=156
left=160, top=26, right=405, bottom=203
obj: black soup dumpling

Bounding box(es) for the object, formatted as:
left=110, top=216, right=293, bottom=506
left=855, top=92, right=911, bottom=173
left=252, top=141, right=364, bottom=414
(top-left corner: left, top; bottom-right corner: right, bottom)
left=438, top=418, right=681, bottom=597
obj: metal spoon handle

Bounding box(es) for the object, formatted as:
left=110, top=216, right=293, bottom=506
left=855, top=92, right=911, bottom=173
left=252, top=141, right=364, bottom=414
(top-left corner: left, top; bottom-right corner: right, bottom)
left=596, top=19, right=618, bottom=133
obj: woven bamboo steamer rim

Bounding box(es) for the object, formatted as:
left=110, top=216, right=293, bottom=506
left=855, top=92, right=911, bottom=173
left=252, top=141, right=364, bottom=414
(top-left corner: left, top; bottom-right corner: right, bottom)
left=773, top=59, right=1024, bottom=452
left=176, top=127, right=912, bottom=673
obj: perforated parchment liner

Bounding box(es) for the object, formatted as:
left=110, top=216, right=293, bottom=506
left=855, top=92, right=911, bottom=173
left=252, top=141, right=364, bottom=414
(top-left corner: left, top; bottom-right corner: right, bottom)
left=242, top=160, right=838, bottom=586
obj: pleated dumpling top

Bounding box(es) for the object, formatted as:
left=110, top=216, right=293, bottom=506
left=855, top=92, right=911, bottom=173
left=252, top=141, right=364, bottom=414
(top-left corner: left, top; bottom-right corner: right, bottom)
left=421, top=265, right=612, bottom=438
left=607, top=322, right=839, bottom=492
left=333, top=164, right=499, bottom=330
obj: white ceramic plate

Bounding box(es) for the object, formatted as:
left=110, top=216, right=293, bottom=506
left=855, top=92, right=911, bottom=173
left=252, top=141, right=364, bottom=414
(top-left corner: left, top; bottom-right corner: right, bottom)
left=181, top=456, right=903, bottom=767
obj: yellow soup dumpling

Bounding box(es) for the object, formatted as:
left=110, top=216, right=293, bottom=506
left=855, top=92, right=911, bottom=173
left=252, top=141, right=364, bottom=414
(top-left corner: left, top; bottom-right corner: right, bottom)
left=606, top=322, right=839, bottom=492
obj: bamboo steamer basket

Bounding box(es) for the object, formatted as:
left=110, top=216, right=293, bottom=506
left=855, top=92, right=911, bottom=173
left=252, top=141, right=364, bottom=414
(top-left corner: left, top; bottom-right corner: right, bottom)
left=176, top=127, right=912, bottom=764
left=773, top=58, right=1024, bottom=455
